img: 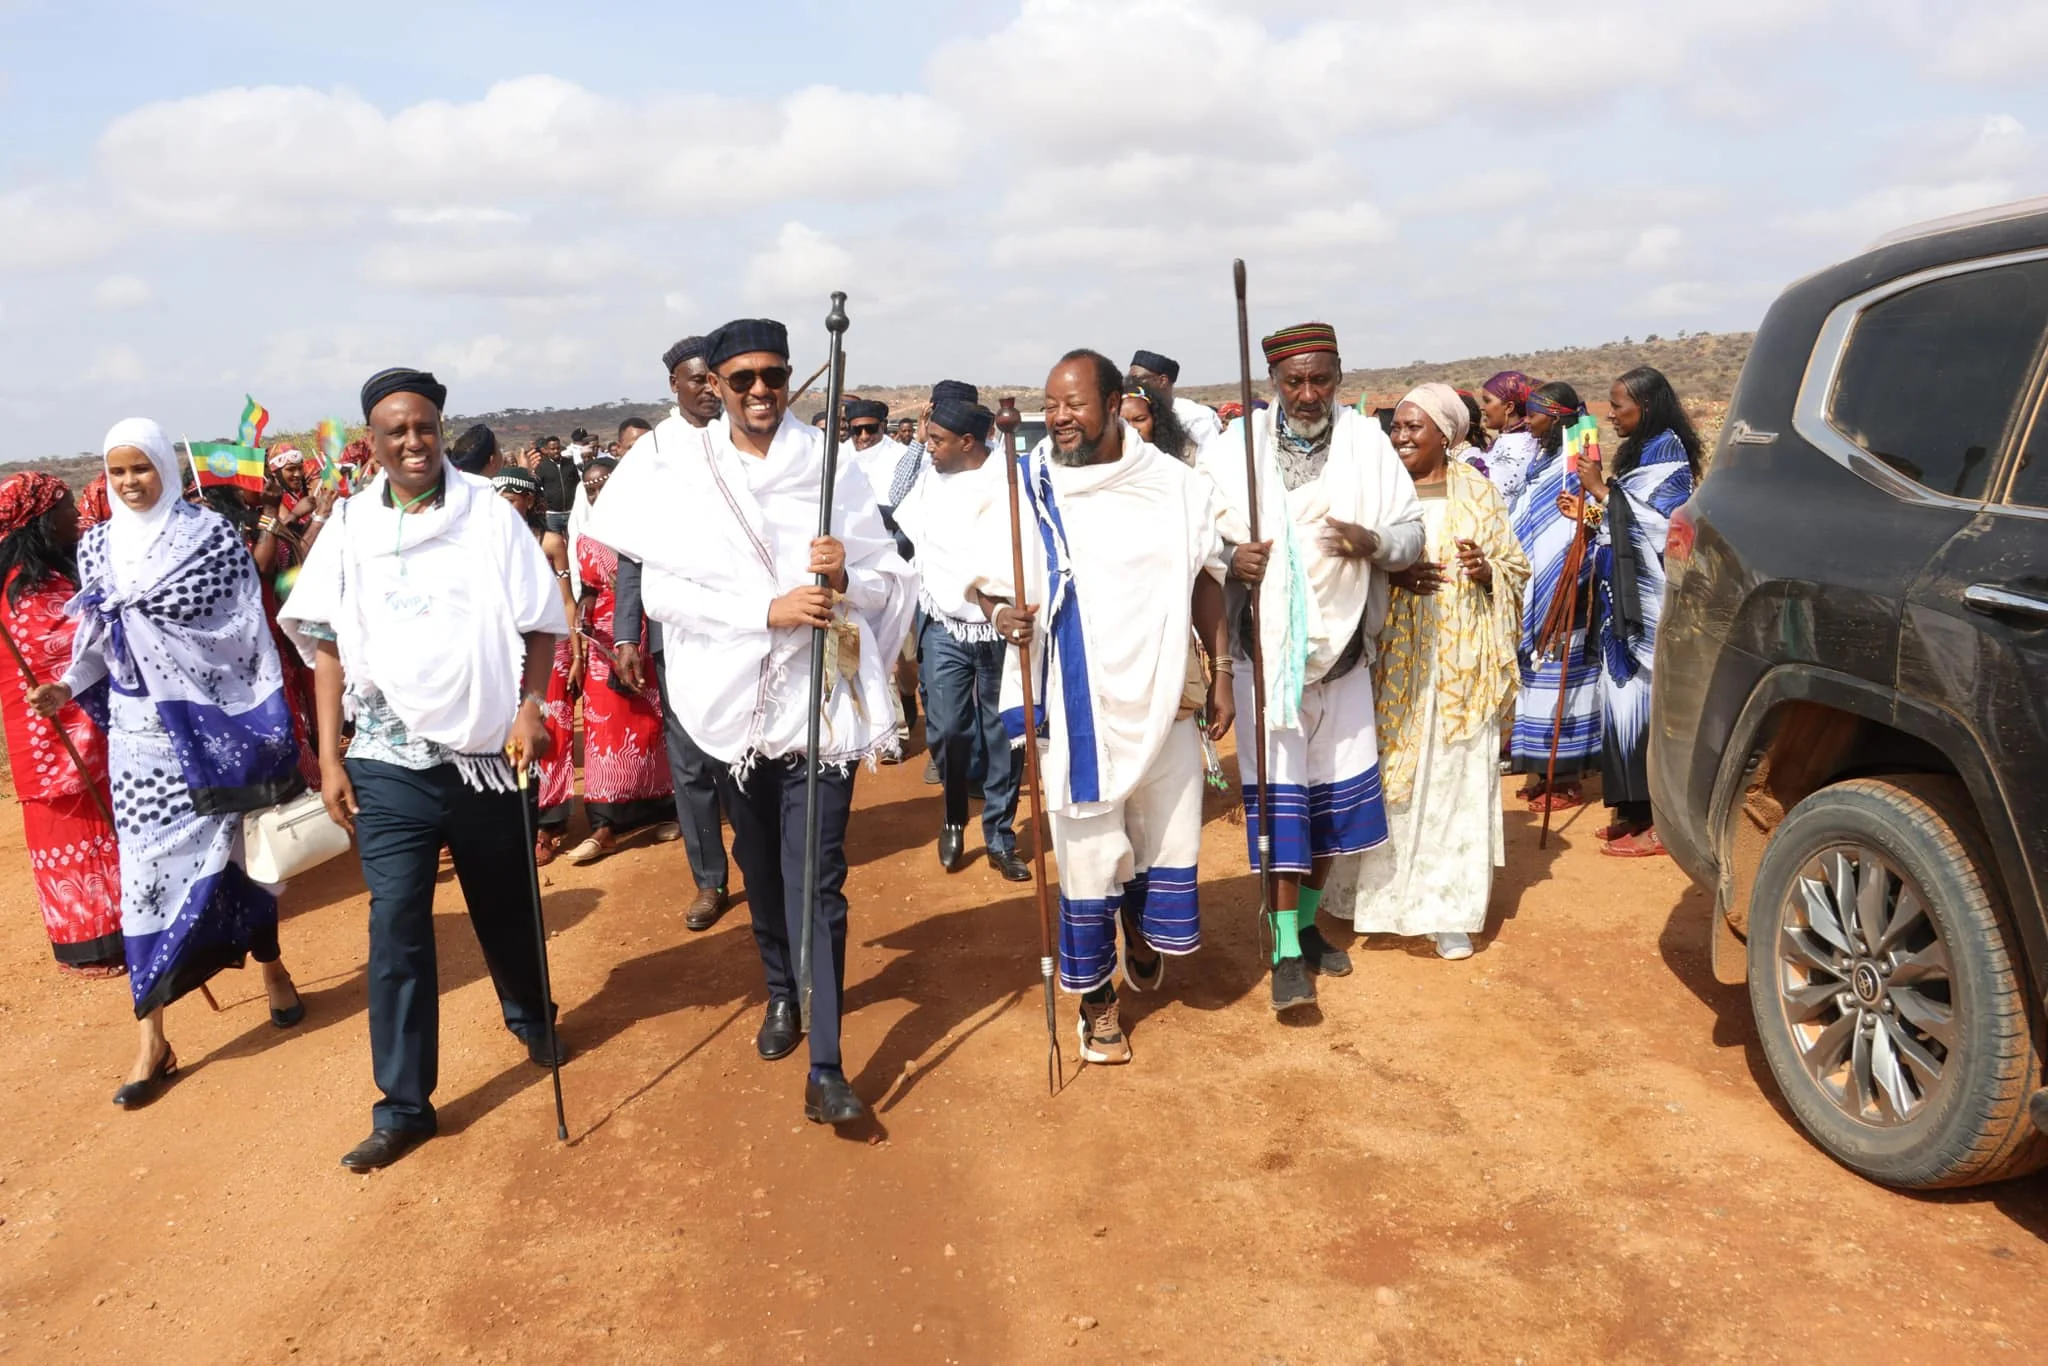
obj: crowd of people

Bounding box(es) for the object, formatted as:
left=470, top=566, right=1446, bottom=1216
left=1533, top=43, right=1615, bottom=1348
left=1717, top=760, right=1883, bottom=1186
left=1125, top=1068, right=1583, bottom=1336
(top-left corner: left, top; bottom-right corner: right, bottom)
left=0, top=316, right=1701, bottom=1168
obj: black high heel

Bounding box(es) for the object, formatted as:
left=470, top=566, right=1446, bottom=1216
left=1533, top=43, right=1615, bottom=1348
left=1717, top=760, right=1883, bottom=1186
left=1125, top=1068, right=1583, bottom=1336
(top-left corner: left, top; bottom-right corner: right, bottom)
left=112, top=1046, right=177, bottom=1109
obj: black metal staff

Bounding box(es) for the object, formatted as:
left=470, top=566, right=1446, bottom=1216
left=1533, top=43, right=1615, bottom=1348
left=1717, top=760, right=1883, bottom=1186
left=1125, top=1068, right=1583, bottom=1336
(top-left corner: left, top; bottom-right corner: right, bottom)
left=797, top=291, right=850, bottom=1035
left=1233, top=259, right=1277, bottom=932
left=995, top=397, right=1064, bottom=1096
left=512, top=762, right=569, bottom=1141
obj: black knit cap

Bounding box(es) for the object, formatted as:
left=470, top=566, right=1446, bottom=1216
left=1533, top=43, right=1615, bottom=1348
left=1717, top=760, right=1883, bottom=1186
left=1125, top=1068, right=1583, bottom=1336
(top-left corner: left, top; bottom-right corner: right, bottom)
left=1130, top=350, right=1179, bottom=382
left=930, top=379, right=978, bottom=405
left=929, top=399, right=993, bottom=443
left=705, top=319, right=790, bottom=368
left=361, top=367, right=447, bottom=420
left=842, top=398, right=889, bottom=423
left=662, top=335, right=707, bottom=374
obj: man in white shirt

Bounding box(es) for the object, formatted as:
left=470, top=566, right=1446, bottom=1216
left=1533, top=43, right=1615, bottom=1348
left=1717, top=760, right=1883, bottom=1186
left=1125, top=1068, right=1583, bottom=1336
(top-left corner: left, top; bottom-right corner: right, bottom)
left=585, top=319, right=916, bottom=1126
left=1128, top=348, right=1223, bottom=448
left=970, top=349, right=1234, bottom=1067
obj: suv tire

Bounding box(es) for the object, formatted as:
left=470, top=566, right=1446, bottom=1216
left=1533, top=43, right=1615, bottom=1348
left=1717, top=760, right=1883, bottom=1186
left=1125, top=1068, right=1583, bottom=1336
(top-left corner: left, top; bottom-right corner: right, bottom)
left=1746, top=774, right=2048, bottom=1189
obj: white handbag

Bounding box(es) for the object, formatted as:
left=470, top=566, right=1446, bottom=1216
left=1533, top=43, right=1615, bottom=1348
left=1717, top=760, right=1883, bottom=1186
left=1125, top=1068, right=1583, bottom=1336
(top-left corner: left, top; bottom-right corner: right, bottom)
left=242, top=790, right=352, bottom=884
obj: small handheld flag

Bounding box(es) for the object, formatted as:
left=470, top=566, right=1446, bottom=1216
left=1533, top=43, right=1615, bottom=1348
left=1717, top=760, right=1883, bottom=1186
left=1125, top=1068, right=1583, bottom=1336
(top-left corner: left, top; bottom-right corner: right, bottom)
left=314, top=418, right=348, bottom=489
left=189, top=441, right=266, bottom=495
left=238, top=396, right=271, bottom=449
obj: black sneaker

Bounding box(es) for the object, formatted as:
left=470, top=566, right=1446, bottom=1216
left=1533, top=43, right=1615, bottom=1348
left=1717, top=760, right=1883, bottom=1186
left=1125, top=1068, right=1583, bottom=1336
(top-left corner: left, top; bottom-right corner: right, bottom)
left=1270, top=956, right=1316, bottom=1012
left=1299, top=925, right=1352, bottom=977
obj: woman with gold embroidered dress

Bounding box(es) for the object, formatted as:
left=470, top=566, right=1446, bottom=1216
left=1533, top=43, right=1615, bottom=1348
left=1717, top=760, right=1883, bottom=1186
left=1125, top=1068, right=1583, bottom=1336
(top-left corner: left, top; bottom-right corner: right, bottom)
left=1322, top=383, right=1529, bottom=961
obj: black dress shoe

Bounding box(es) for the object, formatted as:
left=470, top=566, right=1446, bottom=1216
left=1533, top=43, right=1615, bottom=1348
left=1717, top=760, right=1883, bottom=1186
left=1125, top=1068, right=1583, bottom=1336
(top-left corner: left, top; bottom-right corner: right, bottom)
left=938, top=824, right=965, bottom=872
left=112, top=1047, right=177, bottom=1109
left=804, top=1070, right=867, bottom=1126
left=269, top=979, right=306, bottom=1029
left=525, top=1029, right=571, bottom=1068
left=340, top=1127, right=431, bottom=1172
left=988, top=848, right=1032, bottom=882
left=684, top=886, right=729, bottom=932
left=757, top=997, right=801, bottom=1061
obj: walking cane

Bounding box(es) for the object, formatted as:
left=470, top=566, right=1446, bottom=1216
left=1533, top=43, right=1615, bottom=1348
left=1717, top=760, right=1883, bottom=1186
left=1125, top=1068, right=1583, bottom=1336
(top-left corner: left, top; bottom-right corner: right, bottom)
left=512, top=760, right=569, bottom=1141
left=994, top=398, right=1064, bottom=1096
left=796, top=291, right=851, bottom=1037
left=1537, top=424, right=1595, bottom=851
left=1232, top=260, right=1278, bottom=934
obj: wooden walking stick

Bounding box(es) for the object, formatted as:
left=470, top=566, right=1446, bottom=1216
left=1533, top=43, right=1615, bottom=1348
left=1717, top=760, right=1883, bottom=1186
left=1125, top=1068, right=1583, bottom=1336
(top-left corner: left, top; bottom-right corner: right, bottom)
left=796, top=292, right=851, bottom=1036
left=788, top=355, right=837, bottom=407
left=1232, top=260, right=1278, bottom=932
left=994, top=396, right=1064, bottom=1096
left=512, top=760, right=570, bottom=1140
left=1537, top=423, right=1595, bottom=851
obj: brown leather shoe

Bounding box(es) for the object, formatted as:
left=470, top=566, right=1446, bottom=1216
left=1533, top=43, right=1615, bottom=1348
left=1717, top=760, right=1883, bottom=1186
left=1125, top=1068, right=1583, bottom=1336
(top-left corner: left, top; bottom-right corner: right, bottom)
left=684, top=886, right=729, bottom=932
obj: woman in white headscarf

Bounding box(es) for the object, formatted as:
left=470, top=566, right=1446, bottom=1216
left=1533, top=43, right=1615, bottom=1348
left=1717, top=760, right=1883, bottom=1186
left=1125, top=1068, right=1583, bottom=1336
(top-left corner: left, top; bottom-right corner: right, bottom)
left=1319, top=384, right=1529, bottom=960
left=30, top=419, right=307, bottom=1109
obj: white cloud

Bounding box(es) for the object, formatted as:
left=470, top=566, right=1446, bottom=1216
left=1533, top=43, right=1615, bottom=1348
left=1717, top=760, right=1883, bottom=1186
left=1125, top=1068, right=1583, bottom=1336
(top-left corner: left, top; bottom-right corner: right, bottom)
left=1878, top=0, right=2048, bottom=80
left=1779, top=179, right=2021, bottom=244
left=91, top=274, right=153, bottom=310
left=357, top=238, right=637, bottom=296
left=94, top=77, right=964, bottom=230
left=1625, top=226, right=1684, bottom=271
left=742, top=222, right=855, bottom=306
left=0, top=183, right=120, bottom=269
left=86, top=343, right=147, bottom=385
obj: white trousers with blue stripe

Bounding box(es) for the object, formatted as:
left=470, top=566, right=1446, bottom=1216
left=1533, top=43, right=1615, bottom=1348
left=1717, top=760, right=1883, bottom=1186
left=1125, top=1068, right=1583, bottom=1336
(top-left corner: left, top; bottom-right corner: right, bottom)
left=1048, top=717, right=1205, bottom=993
left=1232, top=663, right=1389, bottom=876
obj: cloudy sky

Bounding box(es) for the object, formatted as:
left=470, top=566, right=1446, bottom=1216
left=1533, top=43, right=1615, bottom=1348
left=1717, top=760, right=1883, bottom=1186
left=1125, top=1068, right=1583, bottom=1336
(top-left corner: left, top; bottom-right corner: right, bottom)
left=3, top=0, right=2044, bottom=455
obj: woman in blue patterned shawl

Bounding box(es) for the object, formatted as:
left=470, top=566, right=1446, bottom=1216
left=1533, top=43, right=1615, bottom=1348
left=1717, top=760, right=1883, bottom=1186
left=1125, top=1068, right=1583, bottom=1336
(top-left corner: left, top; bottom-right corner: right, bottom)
left=31, top=419, right=307, bottom=1108
left=1576, top=367, right=1702, bottom=857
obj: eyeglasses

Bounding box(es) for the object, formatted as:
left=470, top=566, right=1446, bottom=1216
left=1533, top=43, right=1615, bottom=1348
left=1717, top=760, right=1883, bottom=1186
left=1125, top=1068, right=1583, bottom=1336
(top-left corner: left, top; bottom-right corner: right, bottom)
left=849, top=423, right=883, bottom=436
left=721, top=366, right=791, bottom=393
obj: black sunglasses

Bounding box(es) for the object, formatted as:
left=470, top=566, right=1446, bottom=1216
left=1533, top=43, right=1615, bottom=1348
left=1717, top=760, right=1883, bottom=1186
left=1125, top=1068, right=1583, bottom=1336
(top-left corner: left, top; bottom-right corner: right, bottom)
left=722, top=366, right=791, bottom=393
left=848, top=422, right=883, bottom=436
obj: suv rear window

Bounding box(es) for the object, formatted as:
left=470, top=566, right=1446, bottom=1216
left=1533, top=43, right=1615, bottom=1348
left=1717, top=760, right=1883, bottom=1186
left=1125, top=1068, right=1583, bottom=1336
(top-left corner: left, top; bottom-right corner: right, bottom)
left=1828, top=258, right=2048, bottom=501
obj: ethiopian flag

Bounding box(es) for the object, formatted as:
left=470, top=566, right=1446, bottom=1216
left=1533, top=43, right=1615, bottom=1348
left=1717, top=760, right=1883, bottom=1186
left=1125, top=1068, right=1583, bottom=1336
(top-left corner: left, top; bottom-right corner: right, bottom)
left=238, top=396, right=271, bottom=448
left=190, top=441, right=266, bottom=494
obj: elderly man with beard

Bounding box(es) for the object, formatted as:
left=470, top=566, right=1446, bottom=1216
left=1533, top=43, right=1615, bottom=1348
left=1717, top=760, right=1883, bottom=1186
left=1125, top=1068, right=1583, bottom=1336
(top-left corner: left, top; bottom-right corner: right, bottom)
left=1200, top=322, right=1426, bottom=1014
left=1128, top=349, right=1223, bottom=449
left=609, top=336, right=735, bottom=929
left=587, top=319, right=916, bottom=1126
left=969, top=350, right=1233, bottom=1066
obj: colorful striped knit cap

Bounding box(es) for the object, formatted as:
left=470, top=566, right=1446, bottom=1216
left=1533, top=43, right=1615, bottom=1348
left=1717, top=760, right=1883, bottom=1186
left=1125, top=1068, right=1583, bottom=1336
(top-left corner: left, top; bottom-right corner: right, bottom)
left=1260, top=322, right=1338, bottom=367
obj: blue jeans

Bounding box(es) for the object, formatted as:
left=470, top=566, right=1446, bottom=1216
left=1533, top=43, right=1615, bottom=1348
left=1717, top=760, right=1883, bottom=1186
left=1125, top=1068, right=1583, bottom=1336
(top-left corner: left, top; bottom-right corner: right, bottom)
left=919, top=619, right=1018, bottom=854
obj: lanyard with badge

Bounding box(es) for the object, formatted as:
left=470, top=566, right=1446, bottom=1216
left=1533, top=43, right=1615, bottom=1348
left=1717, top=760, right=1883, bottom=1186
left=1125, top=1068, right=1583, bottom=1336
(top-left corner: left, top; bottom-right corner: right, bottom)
left=384, top=482, right=441, bottom=620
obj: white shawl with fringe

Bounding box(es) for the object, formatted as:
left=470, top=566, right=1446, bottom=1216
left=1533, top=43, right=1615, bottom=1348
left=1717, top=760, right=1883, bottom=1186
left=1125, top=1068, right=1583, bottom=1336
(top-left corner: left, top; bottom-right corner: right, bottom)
left=279, top=468, right=567, bottom=781
left=584, top=410, right=916, bottom=772
left=1197, top=406, right=1424, bottom=731
left=970, top=425, right=1227, bottom=815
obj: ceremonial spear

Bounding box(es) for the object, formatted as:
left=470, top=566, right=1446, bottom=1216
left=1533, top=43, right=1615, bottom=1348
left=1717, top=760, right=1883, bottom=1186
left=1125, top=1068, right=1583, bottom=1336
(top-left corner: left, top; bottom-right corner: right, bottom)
left=795, top=291, right=851, bottom=1036
left=1232, top=260, right=1278, bottom=934
left=994, top=397, right=1063, bottom=1096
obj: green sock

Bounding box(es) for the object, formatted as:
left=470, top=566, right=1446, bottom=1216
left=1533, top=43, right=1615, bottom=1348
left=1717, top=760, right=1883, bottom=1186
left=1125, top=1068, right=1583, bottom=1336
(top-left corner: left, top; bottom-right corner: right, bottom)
left=1297, top=885, right=1323, bottom=932
left=1270, top=908, right=1301, bottom=964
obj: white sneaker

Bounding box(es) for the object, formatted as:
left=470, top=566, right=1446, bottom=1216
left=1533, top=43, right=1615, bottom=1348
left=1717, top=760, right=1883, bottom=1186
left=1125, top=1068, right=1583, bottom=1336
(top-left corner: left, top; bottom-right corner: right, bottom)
left=1433, top=932, right=1474, bottom=961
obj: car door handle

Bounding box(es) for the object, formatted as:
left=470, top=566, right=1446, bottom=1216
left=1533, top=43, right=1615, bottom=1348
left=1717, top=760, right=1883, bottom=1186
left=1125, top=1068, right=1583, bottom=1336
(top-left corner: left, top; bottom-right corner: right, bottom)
left=1963, top=584, right=2048, bottom=623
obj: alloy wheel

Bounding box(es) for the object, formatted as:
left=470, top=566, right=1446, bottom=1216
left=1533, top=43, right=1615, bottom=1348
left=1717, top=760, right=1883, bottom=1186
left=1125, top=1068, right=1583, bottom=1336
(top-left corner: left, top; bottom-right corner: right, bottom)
left=1772, top=844, right=1956, bottom=1126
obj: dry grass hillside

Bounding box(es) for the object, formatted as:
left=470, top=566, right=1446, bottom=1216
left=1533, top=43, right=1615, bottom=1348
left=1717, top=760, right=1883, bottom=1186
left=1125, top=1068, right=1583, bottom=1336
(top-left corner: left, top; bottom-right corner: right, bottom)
left=8, top=331, right=1749, bottom=487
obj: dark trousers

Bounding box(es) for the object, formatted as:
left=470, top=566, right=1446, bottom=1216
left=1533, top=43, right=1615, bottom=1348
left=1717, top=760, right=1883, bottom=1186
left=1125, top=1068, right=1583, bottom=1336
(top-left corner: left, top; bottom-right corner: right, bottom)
left=348, top=758, right=552, bottom=1134
left=654, top=653, right=729, bottom=891
left=716, top=756, right=854, bottom=1067
left=920, top=619, right=1018, bottom=852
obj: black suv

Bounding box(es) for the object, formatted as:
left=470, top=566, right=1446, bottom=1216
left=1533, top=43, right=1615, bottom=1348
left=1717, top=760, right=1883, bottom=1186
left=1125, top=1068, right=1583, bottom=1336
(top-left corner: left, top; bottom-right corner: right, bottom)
left=1650, top=197, right=2048, bottom=1189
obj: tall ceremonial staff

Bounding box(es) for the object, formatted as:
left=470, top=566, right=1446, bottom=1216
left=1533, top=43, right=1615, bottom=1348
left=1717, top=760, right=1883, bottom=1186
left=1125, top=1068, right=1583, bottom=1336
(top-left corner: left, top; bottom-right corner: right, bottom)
left=1232, top=260, right=1278, bottom=931
left=795, top=291, right=851, bottom=1035
left=995, top=397, right=1064, bottom=1096
left=512, top=762, right=569, bottom=1141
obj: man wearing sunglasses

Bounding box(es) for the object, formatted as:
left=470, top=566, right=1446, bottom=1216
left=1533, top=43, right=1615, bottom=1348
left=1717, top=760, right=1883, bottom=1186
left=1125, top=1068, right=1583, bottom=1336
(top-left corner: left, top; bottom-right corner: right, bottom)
left=584, top=318, right=916, bottom=1128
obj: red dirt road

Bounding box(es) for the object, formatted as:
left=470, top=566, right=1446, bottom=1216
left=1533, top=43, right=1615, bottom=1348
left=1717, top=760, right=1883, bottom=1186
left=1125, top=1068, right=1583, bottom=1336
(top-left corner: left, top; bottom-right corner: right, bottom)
left=3, top=750, right=2045, bottom=1363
